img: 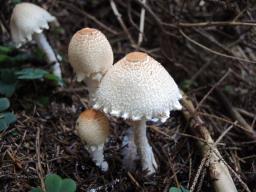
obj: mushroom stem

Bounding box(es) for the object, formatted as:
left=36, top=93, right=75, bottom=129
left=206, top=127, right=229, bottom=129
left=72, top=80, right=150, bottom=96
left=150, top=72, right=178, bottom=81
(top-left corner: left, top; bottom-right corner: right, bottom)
left=132, top=119, right=157, bottom=174
left=121, top=127, right=138, bottom=171
left=33, top=33, right=62, bottom=82
left=84, top=78, right=100, bottom=106
left=86, top=144, right=108, bottom=172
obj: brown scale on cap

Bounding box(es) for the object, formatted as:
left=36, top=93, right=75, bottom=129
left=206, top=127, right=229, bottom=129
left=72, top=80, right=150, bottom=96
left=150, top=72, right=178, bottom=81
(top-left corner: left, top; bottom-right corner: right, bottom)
left=126, top=52, right=147, bottom=62
left=80, top=109, right=102, bottom=120
left=77, top=28, right=97, bottom=36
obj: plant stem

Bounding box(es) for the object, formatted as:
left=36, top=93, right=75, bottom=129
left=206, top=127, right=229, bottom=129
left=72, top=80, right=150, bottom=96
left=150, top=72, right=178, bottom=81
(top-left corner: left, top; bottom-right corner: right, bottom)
left=33, top=33, right=62, bottom=83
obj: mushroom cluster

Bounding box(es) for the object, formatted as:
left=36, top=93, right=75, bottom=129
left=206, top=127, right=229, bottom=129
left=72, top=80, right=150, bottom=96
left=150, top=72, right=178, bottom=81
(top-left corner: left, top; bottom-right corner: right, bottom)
left=68, top=29, right=182, bottom=174
left=10, top=2, right=62, bottom=82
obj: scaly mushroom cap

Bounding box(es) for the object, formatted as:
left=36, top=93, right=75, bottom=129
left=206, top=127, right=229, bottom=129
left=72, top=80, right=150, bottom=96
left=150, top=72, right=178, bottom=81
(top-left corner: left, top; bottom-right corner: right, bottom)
left=93, top=52, right=182, bottom=122
left=68, top=28, right=114, bottom=82
left=76, top=109, right=110, bottom=146
left=10, top=2, right=56, bottom=47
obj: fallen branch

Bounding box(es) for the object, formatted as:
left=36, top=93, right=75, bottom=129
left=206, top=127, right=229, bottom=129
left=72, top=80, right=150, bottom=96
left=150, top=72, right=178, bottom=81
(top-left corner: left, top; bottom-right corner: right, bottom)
left=180, top=93, right=239, bottom=192
left=215, top=90, right=256, bottom=139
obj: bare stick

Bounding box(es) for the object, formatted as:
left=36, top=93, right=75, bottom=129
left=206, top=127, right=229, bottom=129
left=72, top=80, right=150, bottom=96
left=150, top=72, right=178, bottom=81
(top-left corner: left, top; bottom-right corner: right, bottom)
left=110, top=0, right=136, bottom=45
left=168, top=21, right=256, bottom=28
left=195, top=69, right=231, bottom=111
left=215, top=90, right=256, bottom=138
left=138, top=0, right=146, bottom=46
left=36, top=127, right=45, bottom=191
left=181, top=93, right=238, bottom=192
left=179, top=29, right=256, bottom=63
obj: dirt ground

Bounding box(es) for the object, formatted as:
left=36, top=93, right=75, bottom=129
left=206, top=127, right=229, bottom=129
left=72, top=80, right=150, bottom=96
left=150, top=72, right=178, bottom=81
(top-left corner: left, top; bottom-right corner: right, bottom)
left=0, top=0, right=256, bottom=192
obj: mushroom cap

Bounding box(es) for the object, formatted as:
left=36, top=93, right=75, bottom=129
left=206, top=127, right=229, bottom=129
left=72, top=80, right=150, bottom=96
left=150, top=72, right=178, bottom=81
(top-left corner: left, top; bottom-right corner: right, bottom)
left=68, top=28, right=114, bottom=82
left=76, top=109, right=110, bottom=146
left=10, top=2, right=56, bottom=47
left=93, top=52, right=182, bottom=122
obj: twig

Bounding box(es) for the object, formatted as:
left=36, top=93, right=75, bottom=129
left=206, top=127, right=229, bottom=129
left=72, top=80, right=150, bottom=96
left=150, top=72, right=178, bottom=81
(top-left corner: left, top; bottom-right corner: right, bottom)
left=195, top=69, right=231, bottom=111
left=58, top=1, right=118, bottom=35
left=197, top=112, right=254, bottom=135
left=127, top=171, right=141, bottom=189
left=179, top=29, right=256, bottom=63
left=138, top=0, right=147, bottom=46
left=174, top=21, right=256, bottom=28
left=134, top=0, right=165, bottom=32
left=190, top=151, right=211, bottom=192
left=215, top=90, right=256, bottom=138
left=181, top=92, right=238, bottom=192
left=110, top=0, right=136, bottom=45
left=36, top=127, right=45, bottom=191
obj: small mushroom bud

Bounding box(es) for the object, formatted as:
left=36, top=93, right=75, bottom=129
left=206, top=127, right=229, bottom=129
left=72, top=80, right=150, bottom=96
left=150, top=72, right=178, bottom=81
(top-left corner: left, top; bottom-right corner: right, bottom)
left=76, top=109, right=110, bottom=171
left=10, top=2, right=62, bottom=82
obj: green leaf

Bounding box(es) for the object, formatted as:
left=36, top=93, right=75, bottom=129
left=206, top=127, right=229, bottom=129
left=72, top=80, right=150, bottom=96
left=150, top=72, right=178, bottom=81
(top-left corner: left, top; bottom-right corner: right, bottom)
left=0, top=45, right=14, bottom=54
left=3, top=112, right=16, bottom=125
left=169, top=186, right=190, bottom=192
left=0, top=81, right=16, bottom=97
left=0, top=54, right=11, bottom=63
left=29, top=188, right=43, bottom=192
left=16, top=68, right=48, bottom=80
left=0, top=119, right=8, bottom=131
left=0, top=98, right=10, bottom=111
left=60, top=179, right=77, bottom=192
left=44, top=73, right=63, bottom=85
left=0, top=112, right=16, bottom=132
left=0, top=69, right=18, bottom=83
left=45, top=174, right=62, bottom=192
left=36, top=96, right=49, bottom=107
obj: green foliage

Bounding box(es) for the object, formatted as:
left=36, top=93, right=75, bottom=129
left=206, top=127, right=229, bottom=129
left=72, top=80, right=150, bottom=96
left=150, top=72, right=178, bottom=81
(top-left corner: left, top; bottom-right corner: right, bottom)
left=180, top=79, right=198, bottom=91
left=0, top=98, right=16, bottom=131
left=0, top=69, right=18, bottom=97
left=10, top=0, right=22, bottom=4
left=0, top=45, right=62, bottom=97
left=16, top=68, right=49, bottom=80
left=0, top=45, right=15, bottom=54
left=169, top=186, right=190, bottom=192
left=0, top=98, right=10, bottom=111
left=30, top=174, right=76, bottom=192
left=224, top=85, right=234, bottom=94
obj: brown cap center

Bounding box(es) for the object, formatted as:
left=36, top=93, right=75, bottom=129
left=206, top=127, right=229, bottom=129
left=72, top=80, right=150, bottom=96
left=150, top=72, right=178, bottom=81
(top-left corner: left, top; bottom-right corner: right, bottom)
left=80, top=109, right=98, bottom=120
left=78, top=28, right=97, bottom=35
left=126, top=52, right=147, bottom=62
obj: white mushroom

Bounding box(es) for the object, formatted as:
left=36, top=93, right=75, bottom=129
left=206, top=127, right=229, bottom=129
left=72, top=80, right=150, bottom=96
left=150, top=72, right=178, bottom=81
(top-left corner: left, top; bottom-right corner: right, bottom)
left=93, top=52, right=182, bottom=174
left=76, top=109, right=110, bottom=172
left=68, top=28, right=113, bottom=104
left=10, top=2, right=62, bottom=82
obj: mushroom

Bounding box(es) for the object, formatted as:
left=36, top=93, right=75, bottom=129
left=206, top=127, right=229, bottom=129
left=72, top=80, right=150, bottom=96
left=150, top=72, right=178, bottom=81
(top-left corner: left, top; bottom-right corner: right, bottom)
left=93, top=52, right=182, bottom=174
left=68, top=28, right=113, bottom=104
left=10, top=2, right=62, bottom=82
left=76, top=109, right=110, bottom=172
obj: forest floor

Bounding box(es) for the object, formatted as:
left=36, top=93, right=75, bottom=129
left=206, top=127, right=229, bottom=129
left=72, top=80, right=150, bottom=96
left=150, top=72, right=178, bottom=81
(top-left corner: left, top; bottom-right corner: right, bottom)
left=0, top=0, right=256, bottom=192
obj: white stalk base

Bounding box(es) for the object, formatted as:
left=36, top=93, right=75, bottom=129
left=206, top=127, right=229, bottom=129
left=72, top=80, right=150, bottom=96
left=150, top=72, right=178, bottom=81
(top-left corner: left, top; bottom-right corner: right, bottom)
left=33, top=33, right=62, bottom=84
left=85, top=144, right=108, bottom=172
left=121, top=128, right=139, bottom=171
left=132, top=119, right=158, bottom=175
